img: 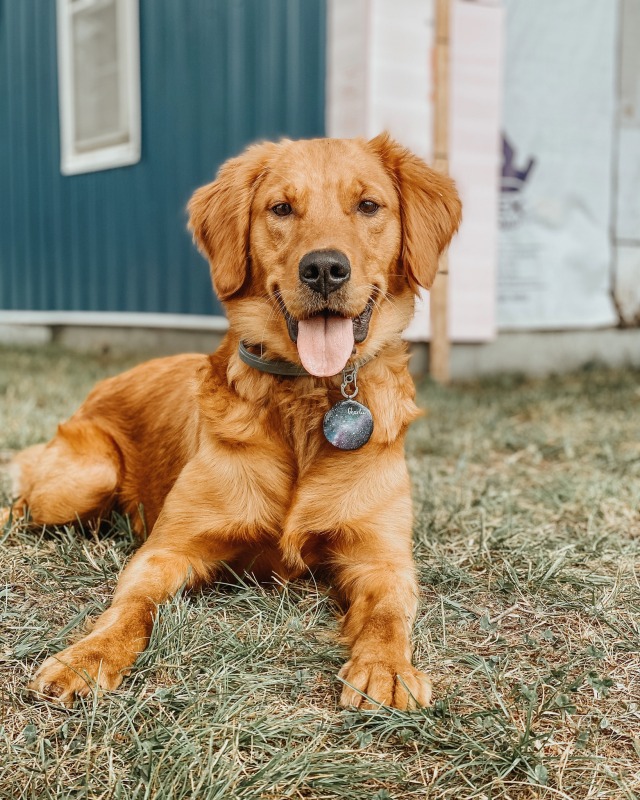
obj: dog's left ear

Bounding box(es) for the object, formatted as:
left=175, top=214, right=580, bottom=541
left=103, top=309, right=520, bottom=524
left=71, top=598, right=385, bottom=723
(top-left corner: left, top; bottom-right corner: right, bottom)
left=188, top=141, right=278, bottom=300
left=368, top=132, right=462, bottom=293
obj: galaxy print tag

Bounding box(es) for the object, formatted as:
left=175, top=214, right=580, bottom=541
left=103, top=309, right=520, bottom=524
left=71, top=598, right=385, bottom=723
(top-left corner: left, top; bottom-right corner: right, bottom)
left=323, top=366, right=374, bottom=450
left=323, top=399, right=374, bottom=450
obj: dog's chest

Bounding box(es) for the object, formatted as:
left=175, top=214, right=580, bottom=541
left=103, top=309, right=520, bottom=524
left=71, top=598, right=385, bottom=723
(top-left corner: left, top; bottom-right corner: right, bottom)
left=272, top=387, right=335, bottom=471
left=202, top=364, right=416, bottom=544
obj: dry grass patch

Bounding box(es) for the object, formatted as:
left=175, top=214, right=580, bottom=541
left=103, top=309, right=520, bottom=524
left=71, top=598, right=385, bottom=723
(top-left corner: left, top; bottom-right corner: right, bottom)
left=1, top=346, right=639, bottom=799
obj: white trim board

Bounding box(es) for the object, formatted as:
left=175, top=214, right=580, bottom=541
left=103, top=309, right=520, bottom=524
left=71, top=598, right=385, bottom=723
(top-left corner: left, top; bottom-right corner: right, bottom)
left=0, top=311, right=229, bottom=331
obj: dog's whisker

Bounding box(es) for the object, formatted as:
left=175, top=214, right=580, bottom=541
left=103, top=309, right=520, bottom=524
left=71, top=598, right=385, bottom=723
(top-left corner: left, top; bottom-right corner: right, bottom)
left=360, top=284, right=393, bottom=315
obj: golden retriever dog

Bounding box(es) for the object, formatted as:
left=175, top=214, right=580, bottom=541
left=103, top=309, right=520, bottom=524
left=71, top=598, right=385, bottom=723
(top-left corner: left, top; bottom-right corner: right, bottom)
left=7, top=134, right=460, bottom=709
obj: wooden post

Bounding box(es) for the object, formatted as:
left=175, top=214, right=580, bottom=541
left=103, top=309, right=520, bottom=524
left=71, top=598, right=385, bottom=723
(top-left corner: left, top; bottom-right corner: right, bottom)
left=430, top=0, right=451, bottom=383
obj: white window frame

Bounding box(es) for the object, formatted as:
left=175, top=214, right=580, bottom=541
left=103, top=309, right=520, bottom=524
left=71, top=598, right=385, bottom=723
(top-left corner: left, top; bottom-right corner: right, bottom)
left=57, top=0, right=141, bottom=175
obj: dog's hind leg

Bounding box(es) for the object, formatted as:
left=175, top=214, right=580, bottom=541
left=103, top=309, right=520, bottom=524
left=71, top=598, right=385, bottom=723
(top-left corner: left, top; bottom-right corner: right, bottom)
left=9, top=420, right=120, bottom=526
left=1, top=444, right=44, bottom=526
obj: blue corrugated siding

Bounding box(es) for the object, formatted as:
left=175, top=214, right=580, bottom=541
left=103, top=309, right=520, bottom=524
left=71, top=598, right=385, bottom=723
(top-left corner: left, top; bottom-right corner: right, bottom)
left=0, top=0, right=326, bottom=316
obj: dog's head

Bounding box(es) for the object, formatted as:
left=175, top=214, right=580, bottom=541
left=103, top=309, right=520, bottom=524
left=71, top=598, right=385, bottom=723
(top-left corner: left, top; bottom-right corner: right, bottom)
left=188, top=134, right=461, bottom=377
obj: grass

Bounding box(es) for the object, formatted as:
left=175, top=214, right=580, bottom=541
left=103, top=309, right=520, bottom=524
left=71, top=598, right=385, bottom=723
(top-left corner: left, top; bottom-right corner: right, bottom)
left=1, top=344, right=639, bottom=799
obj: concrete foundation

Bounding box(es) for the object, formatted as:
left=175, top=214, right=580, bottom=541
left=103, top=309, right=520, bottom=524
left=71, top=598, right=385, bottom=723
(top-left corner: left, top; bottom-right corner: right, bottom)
left=448, top=328, right=640, bottom=379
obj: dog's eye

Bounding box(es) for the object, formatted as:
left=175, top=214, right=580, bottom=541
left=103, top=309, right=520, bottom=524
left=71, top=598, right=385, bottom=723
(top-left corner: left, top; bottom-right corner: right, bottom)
left=271, top=203, right=292, bottom=217
left=358, top=200, right=379, bottom=216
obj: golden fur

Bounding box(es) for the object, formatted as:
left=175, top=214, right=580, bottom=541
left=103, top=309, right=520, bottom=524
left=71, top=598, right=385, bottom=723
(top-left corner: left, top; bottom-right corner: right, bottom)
left=8, top=134, right=461, bottom=709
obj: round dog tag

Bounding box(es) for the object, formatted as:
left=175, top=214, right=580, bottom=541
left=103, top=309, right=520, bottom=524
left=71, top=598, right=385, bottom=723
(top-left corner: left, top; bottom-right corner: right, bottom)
left=323, top=399, right=374, bottom=450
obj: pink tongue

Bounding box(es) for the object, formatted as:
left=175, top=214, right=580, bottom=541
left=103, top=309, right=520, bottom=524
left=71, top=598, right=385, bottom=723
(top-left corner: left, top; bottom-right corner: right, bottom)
left=296, top=316, right=355, bottom=377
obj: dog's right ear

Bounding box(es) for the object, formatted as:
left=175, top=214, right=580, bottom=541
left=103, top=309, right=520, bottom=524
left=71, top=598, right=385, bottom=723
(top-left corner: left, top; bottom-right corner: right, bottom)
left=188, top=142, right=278, bottom=301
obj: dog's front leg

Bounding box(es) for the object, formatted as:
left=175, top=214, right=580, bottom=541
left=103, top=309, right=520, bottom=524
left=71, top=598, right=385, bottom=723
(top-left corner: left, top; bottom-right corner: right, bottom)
left=332, top=517, right=432, bottom=711
left=29, top=501, right=237, bottom=704
left=284, top=447, right=431, bottom=711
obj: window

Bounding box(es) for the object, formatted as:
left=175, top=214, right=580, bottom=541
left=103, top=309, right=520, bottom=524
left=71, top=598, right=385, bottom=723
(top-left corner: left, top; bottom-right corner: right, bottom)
left=57, top=0, right=141, bottom=175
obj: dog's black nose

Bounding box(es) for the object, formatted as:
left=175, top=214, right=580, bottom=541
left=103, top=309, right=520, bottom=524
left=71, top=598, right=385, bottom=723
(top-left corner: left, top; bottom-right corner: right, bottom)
left=299, top=250, right=351, bottom=298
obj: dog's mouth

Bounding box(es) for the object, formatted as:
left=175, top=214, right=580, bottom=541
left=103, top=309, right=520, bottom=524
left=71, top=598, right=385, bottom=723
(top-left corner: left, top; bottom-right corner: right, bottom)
left=281, top=298, right=375, bottom=378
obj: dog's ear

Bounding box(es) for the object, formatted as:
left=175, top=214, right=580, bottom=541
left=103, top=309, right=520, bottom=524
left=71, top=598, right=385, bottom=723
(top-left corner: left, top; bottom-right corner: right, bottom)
left=188, top=141, right=277, bottom=300
left=368, top=132, right=461, bottom=293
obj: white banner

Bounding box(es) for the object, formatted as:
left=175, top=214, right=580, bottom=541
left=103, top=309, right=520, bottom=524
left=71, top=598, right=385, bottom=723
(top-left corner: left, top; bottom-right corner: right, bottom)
left=497, top=0, right=618, bottom=329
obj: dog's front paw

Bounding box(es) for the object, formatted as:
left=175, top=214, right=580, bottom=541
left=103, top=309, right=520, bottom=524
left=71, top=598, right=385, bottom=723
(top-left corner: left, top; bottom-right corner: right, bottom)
left=338, top=658, right=432, bottom=710
left=29, top=641, right=126, bottom=705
